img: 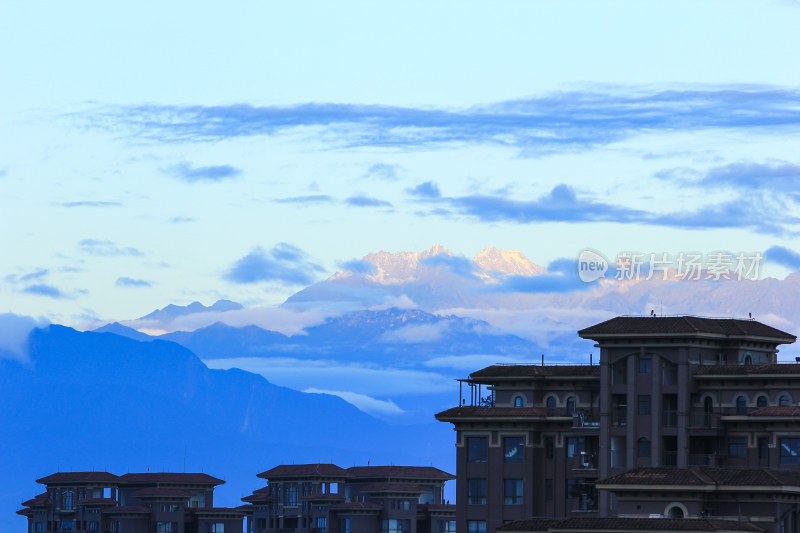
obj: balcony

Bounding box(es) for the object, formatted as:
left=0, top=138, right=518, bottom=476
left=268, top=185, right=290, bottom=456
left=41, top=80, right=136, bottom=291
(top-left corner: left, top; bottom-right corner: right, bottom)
left=611, top=407, right=627, bottom=427
left=661, top=410, right=677, bottom=427
left=572, top=410, right=600, bottom=429
left=661, top=451, right=678, bottom=466
left=689, top=412, right=721, bottom=428
left=688, top=453, right=726, bottom=467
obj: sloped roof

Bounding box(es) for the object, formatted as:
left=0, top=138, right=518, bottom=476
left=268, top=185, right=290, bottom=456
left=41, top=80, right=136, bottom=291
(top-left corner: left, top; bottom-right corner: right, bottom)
left=598, top=467, right=800, bottom=488
left=301, top=492, right=346, bottom=501
left=257, top=464, right=349, bottom=479
left=578, top=316, right=795, bottom=342
left=470, top=365, right=599, bottom=379
left=76, top=497, right=117, bottom=506
left=37, top=472, right=120, bottom=484
left=102, top=506, right=152, bottom=514
left=496, top=519, right=561, bottom=532
left=129, top=488, right=194, bottom=498
left=694, top=364, right=800, bottom=376
left=241, top=493, right=273, bottom=503
left=119, top=473, right=224, bottom=485
left=329, top=501, right=382, bottom=511
left=345, top=466, right=454, bottom=480
left=358, top=483, right=425, bottom=493
left=436, top=406, right=548, bottom=420
left=749, top=406, right=800, bottom=417
left=21, top=497, right=50, bottom=507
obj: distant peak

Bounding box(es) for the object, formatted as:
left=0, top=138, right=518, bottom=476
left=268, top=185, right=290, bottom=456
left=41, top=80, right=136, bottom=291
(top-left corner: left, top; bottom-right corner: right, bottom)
left=473, top=246, right=545, bottom=276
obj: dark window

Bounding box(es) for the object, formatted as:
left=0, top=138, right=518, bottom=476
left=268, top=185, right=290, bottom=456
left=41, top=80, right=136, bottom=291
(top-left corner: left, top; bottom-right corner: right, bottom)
left=781, top=438, right=800, bottom=464
left=661, top=360, right=677, bottom=384
left=467, top=479, right=487, bottom=505
left=545, top=436, right=554, bottom=459
left=611, top=362, right=627, bottom=384
left=637, top=438, right=651, bottom=458
left=638, top=395, right=651, bottom=415
left=566, top=397, right=576, bottom=413
left=381, top=520, right=409, bottom=533
left=729, top=437, right=747, bottom=458
left=566, top=479, right=577, bottom=499
left=61, top=522, right=74, bottom=532
left=567, top=437, right=585, bottom=458
left=780, top=395, right=791, bottom=406
left=438, top=521, right=456, bottom=533
left=639, top=355, right=651, bottom=374
left=757, top=396, right=768, bottom=408
left=467, top=522, right=486, bottom=533
left=62, top=491, right=74, bottom=511
left=667, top=506, right=685, bottom=518
left=467, top=437, right=488, bottom=463
left=544, top=479, right=553, bottom=500
left=338, top=519, right=350, bottom=533
left=546, top=396, right=556, bottom=413
left=285, top=485, right=297, bottom=506
left=758, top=437, right=769, bottom=459
left=514, top=396, right=524, bottom=407
left=316, top=518, right=327, bottom=533
left=504, top=437, right=524, bottom=463
left=736, top=396, right=747, bottom=415
left=504, top=479, right=523, bottom=505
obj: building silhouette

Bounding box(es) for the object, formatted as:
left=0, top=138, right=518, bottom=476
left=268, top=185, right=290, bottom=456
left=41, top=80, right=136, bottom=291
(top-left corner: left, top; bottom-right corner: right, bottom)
left=437, top=316, right=800, bottom=533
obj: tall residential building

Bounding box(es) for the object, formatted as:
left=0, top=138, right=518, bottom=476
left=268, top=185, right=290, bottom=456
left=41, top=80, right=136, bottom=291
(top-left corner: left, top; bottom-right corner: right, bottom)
left=436, top=316, right=800, bottom=533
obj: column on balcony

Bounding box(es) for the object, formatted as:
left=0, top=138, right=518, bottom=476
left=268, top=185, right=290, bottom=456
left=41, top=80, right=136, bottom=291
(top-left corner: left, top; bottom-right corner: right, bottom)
left=626, top=350, right=636, bottom=470
left=677, top=346, right=689, bottom=467
left=650, top=353, right=661, bottom=467
left=598, top=347, right=611, bottom=515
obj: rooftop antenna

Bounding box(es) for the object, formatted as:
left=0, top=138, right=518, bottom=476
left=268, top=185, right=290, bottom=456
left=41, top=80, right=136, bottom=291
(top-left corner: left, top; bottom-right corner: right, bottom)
left=541, top=354, right=544, bottom=366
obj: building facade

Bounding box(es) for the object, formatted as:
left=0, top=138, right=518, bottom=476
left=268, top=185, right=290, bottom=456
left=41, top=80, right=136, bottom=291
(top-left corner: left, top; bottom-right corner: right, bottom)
left=436, top=316, right=800, bottom=533
left=240, top=464, right=455, bottom=533
left=17, top=472, right=244, bottom=533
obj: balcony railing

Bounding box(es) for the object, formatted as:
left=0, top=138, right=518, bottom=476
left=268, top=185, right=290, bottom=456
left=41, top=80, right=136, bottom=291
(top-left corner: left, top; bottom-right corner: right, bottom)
left=572, top=410, right=600, bottom=428
left=689, top=412, right=721, bottom=428
left=688, top=453, right=726, bottom=467
left=612, top=407, right=627, bottom=427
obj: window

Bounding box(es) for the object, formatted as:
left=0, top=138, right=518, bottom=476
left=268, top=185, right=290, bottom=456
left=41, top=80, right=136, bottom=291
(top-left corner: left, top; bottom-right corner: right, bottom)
left=106, top=522, right=119, bottom=533
left=757, top=396, right=768, bottom=408
left=545, top=436, right=554, bottom=459
left=61, top=522, right=74, bottom=532
left=285, top=485, right=297, bottom=506
left=467, top=437, right=487, bottom=463
left=736, top=396, right=747, bottom=415
left=504, top=479, right=523, bottom=505
left=210, top=525, right=225, bottom=533
left=666, top=505, right=685, bottom=518
left=566, top=479, right=577, bottom=499
left=781, top=438, right=800, bottom=464
left=338, top=519, right=350, bottom=533
left=566, top=437, right=585, bottom=458
left=758, top=437, right=769, bottom=459
left=89, top=522, right=98, bottom=532
left=514, top=396, right=524, bottom=407
left=546, top=396, right=556, bottom=413
left=156, top=523, right=177, bottom=533
left=35, top=524, right=45, bottom=533
left=566, top=396, right=575, bottom=413
left=611, top=362, right=626, bottom=384
left=62, top=491, right=74, bottom=511
left=504, top=436, right=524, bottom=463
left=467, top=479, right=487, bottom=504
left=639, top=355, right=651, bottom=374
left=729, top=437, right=747, bottom=459
left=439, top=521, right=456, bottom=533
left=661, top=360, right=677, bottom=385
left=545, top=479, right=553, bottom=500
left=637, top=437, right=651, bottom=458
left=316, top=518, right=327, bottom=533
left=467, top=521, right=486, bottom=533
left=381, top=520, right=409, bottom=533
left=638, top=395, right=651, bottom=416
left=780, top=395, right=792, bottom=406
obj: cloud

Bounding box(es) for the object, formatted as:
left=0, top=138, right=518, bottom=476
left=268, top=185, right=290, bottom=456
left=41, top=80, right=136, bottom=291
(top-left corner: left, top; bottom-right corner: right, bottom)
left=766, top=245, right=800, bottom=270
left=657, top=161, right=800, bottom=202
left=21, top=284, right=65, bottom=298
left=448, top=184, right=645, bottom=224
left=5, top=269, right=49, bottom=284
left=363, top=163, right=400, bottom=181
left=424, top=354, right=534, bottom=371
left=408, top=181, right=441, bottom=199
left=60, top=201, right=123, bottom=208
left=483, top=257, right=590, bottom=294
left=98, top=86, right=800, bottom=151
left=170, top=216, right=195, bottom=223
left=304, top=388, right=404, bottom=416
left=345, top=195, right=393, bottom=208
left=379, top=323, right=449, bottom=344
left=224, top=243, right=326, bottom=285
left=420, top=254, right=481, bottom=280
left=116, top=277, right=152, bottom=288
left=167, top=162, right=242, bottom=183
left=79, top=239, right=143, bottom=257
left=338, top=259, right=378, bottom=275
left=0, top=313, right=49, bottom=362
left=274, top=195, right=334, bottom=204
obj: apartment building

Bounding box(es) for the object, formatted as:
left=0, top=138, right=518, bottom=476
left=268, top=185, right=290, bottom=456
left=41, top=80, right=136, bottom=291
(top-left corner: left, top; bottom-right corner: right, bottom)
left=17, top=472, right=244, bottom=533
left=240, top=464, right=455, bottom=533
left=436, top=315, right=800, bottom=533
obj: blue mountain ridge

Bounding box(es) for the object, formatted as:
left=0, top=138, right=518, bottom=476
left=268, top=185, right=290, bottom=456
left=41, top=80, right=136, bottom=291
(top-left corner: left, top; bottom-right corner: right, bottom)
left=2, top=325, right=454, bottom=533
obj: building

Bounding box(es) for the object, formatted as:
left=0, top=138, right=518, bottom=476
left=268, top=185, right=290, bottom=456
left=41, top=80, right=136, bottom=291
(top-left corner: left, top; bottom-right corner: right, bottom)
left=239, top=464, right=455, bottom=533
left=17, top=472, right=244, bottom=533
left=436, top=315, right=800, bottom=533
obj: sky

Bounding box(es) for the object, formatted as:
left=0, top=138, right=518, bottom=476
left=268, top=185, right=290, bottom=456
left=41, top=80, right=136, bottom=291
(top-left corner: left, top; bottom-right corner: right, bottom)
left=2, top=0, right=800, bottom=326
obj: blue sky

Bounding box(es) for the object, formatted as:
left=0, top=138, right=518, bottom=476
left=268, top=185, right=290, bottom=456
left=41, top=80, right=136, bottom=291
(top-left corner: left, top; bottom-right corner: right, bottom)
left=2, top=0, right=800, bottom=324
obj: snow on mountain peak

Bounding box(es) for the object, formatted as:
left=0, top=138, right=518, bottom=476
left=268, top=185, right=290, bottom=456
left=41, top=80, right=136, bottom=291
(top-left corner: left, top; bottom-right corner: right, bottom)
left=473, top=246, right=546, bottom=276
left=358, top=244, right=454, bottom=284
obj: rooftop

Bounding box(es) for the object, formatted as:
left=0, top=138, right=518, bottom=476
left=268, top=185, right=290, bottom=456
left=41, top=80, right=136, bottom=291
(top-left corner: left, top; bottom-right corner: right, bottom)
left=436, top=406, right=549, bottom=421
left=598, top=467, right=800, bottom=488
left=345, top=465, right=454, bottom=480
left=257, top=464, right=350, bottom=479
left=498, top=517, right=764, bottom=532
left=36, top=472, right=120, bottom=485
left=119, top=473, right=224, bottom=485
left=578, top=316, right=795, bottom=343
left=470, top=365, right=600, bottom=380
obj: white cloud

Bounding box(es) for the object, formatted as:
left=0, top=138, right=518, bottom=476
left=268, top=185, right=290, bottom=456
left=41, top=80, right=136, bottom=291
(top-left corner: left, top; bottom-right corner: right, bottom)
left=424, top=354, right=533, bottom=371
left=304, top=388, right=404, bottom=416
left=379, top=322, right=448, bottom=344
left=0, top=313, right=50, bottom=362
